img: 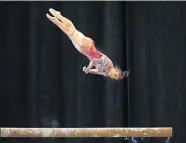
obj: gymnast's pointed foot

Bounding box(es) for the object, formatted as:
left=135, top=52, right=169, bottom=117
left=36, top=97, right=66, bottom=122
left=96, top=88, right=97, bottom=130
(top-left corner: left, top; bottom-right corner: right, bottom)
left=46, top=8, right=75, bottom=37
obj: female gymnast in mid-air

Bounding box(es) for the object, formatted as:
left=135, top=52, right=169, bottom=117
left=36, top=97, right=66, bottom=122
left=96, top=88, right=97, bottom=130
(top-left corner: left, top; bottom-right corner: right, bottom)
left=46, top=8, right=129, bottom=80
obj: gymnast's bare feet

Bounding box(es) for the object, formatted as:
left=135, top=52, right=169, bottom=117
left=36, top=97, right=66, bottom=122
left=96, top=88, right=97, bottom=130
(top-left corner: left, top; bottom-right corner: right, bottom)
left=46, top=8, right=75, bottom=37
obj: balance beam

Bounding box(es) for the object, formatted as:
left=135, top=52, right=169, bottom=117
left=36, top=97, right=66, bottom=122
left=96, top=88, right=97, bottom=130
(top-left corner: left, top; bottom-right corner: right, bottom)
left=0, top=127, right=172, bottom=137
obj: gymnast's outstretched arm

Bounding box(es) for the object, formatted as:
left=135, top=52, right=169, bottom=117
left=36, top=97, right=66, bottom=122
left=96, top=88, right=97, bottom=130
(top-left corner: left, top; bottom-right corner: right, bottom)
left=83, top=60, right=94, bottom=74
left=86, top=69, right=107, bottom=77
left=46, top=8, right=92, bottom=52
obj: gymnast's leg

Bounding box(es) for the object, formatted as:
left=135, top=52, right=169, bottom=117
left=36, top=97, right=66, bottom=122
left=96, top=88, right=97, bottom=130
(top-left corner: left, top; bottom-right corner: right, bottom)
left=46, top=8, right=92, bottom=53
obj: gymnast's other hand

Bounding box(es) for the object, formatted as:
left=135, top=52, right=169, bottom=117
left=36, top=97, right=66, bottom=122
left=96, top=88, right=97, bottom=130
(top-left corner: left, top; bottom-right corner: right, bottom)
left=123, top=70, right=130, bottom=77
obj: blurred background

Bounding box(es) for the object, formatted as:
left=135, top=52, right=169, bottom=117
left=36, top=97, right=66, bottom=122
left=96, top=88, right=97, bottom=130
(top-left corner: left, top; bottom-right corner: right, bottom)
left=0, top=1, right=186, bottom=143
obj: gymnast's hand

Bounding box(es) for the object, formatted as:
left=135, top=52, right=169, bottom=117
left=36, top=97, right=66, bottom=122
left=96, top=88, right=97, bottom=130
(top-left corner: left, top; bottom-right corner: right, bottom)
left=83, top=66, right=89, bottom=74
left=46, top=8, right=75, bottom=37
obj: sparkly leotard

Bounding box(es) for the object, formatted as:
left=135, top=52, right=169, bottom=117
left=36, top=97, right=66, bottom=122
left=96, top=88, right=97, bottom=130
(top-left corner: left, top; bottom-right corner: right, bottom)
left=83, top=41, right=113, bottom=74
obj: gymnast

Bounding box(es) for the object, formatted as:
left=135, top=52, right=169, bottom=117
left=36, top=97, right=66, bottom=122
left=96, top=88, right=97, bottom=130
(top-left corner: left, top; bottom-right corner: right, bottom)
left=46, top=8, right=129, bottom=80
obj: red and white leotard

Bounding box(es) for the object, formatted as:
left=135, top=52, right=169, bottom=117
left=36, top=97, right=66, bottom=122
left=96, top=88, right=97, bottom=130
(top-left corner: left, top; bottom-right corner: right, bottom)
left=83, top=41, right=113, bottom=74
left=83, top=41, right=102, bottom=60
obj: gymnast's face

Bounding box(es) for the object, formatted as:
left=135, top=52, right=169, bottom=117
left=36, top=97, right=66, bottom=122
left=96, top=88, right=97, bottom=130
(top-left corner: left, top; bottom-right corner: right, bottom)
left=108, top=68, right=123, bottom=80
